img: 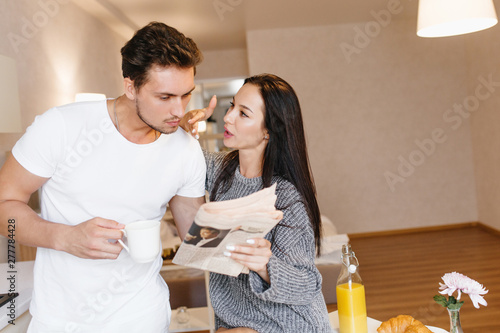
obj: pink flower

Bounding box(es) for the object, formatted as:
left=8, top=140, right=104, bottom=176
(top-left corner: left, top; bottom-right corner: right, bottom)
left=439, top=272, right=488, bottom=309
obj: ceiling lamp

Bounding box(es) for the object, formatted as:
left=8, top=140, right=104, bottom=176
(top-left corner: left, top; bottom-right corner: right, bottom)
left=417, top=0, right=498, bottom=37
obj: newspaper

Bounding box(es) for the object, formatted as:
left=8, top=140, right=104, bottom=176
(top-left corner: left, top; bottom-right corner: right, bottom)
left=172, top=184, right=283, bottom=277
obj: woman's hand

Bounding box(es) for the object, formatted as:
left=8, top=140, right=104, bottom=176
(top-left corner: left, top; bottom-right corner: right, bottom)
left=180, top=95, right=217, bottom=138
left=224, top=238, right=272, bottom=283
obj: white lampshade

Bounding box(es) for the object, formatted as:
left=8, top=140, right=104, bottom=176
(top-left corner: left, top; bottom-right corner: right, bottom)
left=0, top=55, right=22, bottom=133
left=75, top=93, right=106, bottom=102
left=417, top=0, right=498, bottom=38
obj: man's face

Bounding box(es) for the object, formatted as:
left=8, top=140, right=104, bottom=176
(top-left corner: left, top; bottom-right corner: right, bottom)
left=200, top=228, right=219, bottom=240
left=135, top=65, right=195, bottom=134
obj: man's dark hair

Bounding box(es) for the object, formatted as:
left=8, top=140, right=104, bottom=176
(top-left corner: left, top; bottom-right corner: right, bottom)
left=120, top=22, right=202, bottom=90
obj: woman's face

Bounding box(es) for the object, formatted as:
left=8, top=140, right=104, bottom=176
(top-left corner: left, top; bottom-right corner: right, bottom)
left=223, top=83, right=268, bottom=153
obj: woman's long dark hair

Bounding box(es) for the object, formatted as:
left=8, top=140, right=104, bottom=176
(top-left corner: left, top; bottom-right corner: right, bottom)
left=210, top=74, right=322, bottom=256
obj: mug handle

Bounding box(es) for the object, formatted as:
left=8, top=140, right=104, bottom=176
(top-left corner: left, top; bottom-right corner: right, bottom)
left=117, top=229, right=129, bottom=252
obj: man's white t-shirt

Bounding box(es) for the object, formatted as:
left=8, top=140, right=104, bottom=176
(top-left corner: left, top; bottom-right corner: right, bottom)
left=12, top=100, right=206, bottom=332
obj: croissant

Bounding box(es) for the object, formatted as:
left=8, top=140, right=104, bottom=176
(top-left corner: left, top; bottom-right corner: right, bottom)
left=377, top=315, right=433, bottom=333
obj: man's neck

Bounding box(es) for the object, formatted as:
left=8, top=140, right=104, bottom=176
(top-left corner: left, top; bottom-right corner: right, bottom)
left=108, top=95, right=158, bottom=144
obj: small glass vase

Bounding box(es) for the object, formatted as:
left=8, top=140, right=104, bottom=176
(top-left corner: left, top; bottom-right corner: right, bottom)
left=176, top=306, right=190, bottom=324
left=447, top=308, right=464, bottom=333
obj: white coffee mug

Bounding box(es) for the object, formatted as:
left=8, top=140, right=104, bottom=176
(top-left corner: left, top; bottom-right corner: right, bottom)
left=118, top=220, right=161, bottom=263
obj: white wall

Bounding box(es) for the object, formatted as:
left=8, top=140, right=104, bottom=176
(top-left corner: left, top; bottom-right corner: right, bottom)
left=467, top=24, right=500, bottom=232
left=246, top=19, right=479, bottom=234
left=196, top=48, right=249, bottom=80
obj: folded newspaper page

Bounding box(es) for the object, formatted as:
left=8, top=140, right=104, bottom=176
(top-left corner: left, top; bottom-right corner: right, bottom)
left=172, top=184, right=283, bottom=277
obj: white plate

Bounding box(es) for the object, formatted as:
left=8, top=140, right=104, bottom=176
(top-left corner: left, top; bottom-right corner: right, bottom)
left=328, top=311, right=448, bottom=333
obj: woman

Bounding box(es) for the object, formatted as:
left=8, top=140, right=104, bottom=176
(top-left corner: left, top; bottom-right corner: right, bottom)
left=185, top=74, right=332, bottom=332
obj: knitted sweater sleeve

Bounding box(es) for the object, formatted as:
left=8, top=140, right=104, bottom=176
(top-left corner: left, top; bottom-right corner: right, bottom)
left=248, top=199, right=323, bottom=305
left=203, top=149, right=226, bottom=194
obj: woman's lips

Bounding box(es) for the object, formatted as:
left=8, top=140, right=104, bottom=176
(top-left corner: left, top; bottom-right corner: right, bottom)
left=224, top=128, right=233, bottom=138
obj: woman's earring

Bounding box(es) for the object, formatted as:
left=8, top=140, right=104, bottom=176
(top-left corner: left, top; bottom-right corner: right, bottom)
left=264, top=135, right=269, bottom=140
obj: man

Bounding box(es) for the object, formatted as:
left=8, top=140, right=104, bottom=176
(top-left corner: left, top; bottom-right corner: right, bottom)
left=184, top=226, right=225, bottom=248
left=196, top=227, right=224, bottom=248
left=0, top=22, right=215, bottom=332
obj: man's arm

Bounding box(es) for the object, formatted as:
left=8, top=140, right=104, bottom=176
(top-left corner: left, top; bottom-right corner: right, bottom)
left=168, top=195, right=205, bottom=240
left=0, top=154, right=124, bottom=259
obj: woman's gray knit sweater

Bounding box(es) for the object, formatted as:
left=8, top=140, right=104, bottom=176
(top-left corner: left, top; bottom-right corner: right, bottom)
left=205, top=152, right=333, bottom=333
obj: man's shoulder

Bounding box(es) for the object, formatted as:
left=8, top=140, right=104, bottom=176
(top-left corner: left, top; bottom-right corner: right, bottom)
left=167, top=128, right=203, bottom=151
left=55, top=100, right=105, bottom=117
left=40, top=101, right=107, bottom=129
left=171, top=127, right=196, bottom=141
left=159, top=130, right=205, bottom=170
left=22, top=101, right=105, bottom=135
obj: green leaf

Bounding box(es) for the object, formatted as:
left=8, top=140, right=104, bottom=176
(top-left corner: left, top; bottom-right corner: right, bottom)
left=448, top=295, right=457, bottom=304
left=448, top=301, right=464, bottom=310
left=433, top=295, right=448, bottom=307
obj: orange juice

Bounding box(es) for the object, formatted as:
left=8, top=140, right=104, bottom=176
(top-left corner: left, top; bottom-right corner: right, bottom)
left=336, top=282, right=367, bottom=333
